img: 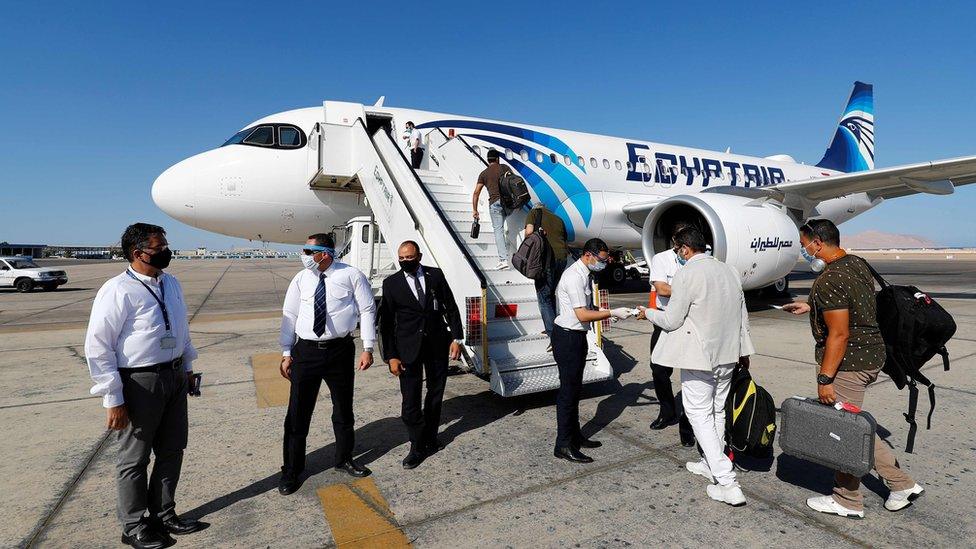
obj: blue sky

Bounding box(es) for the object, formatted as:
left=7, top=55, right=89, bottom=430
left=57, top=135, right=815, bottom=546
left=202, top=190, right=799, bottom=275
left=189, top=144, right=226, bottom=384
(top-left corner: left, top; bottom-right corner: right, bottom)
left=2, top=1, right=975, bottom=248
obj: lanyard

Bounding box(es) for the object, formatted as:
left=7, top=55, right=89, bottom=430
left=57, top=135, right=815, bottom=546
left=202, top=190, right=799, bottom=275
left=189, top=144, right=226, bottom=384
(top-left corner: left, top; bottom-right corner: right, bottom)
left=126, top=269, right=171, bottom=332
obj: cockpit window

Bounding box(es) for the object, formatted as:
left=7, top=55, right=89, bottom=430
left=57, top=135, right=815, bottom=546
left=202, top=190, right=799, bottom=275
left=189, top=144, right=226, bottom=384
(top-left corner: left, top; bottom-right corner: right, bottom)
left=243, top=126, right=275, bottom=146
left=279, top=126, right=301, bottom=147
left=221, top=124, right=307, bottom=149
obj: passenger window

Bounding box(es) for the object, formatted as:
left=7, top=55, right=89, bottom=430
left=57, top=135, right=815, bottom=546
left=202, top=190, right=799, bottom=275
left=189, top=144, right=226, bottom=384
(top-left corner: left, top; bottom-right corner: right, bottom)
left=505, top=148, right=514, bottom=160
left=626, top=161, right=633, bottom=170
left=577, top=156, right=585, bottom=167
left=564, top=155, right=571, bottom=166
left=473, top=145, right=481, bottom=155
left=550, top=153, right=557, bottom=164
left=615, top=160, right=623, bottom=171
left=278, top=126, right=302, bottom=147
left=243, top=126, right=274, bottom=146
left=603, top=159, right=611, bottom=169
left=536, top=152, right=544, bottom=163
left=520, top=150, right=529, bottom=161
left=590, top=157, right=598, bottom=168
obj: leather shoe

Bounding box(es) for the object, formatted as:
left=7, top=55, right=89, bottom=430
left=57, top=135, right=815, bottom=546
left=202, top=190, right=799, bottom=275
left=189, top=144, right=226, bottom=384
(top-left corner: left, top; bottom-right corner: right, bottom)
left=680, top=431, right=696, bottom=448
left=554, top=446, right=593, bottom=463
left=278, top=476, right=300, bottom=495
left=402, top=450, right=425, bottom=469
left=121, top=529, right=168, bottom=549
left=161, top=516, right=207, bottom=535
left=575, top=437, right=602, bottom=449
left=649, top=416, right=678, bottom=430
left=335, top=460, right=371, bottom=477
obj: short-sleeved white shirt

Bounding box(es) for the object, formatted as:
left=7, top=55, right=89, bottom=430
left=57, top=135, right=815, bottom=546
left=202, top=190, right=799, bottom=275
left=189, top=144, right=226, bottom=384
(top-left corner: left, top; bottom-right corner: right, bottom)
left=648, top=249, right=681, bottom=310
left=554, top=259, right=593, bottom=331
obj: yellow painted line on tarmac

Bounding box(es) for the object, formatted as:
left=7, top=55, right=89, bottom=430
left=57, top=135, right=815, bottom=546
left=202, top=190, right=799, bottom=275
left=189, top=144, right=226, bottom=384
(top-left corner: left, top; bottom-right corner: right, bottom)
left=251, top=352, right=290, bottom=408
left=317, top=477, right=412, bottom=548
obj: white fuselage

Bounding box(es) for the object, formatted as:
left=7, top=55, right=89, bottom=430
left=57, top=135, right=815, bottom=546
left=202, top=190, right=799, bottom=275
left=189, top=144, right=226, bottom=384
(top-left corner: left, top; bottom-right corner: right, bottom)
left=151, top=104, right=878, bottom=247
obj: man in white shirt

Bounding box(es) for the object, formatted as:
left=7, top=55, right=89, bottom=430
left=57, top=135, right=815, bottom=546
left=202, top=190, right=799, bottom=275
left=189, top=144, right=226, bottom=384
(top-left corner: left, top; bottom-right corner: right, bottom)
left=402, top=120, right=424, bottom=169
left=278, top=233, right=377, bottom=494
left=638, top=227, right=754, bottom=507
left=646, top=223, right=695, bottom=447
left=551, top=238, right=633, bottom=464
left=85, top=223, right=205, bottom=549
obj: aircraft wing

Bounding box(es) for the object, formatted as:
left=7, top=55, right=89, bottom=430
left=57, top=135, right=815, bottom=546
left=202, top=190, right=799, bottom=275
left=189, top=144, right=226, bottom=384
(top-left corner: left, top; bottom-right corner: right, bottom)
left=768, top=154, right=976, bottom=202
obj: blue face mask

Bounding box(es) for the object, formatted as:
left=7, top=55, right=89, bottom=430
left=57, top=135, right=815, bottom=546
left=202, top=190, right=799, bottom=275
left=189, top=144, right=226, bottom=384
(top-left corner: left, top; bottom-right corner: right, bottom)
left=675, top=247, right=687, bottom=266
left=801, top=242, right=826, bottom=273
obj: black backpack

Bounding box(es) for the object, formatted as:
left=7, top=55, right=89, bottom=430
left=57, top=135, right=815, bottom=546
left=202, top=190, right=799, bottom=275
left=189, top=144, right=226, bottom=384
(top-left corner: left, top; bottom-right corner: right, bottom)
left=864, top=260, right=956, bottom=453
left=724, top=365, right=777, bottom=458
left=511, top=231, right=551, bottom=280
left=498, top=171, right=530, bottom=210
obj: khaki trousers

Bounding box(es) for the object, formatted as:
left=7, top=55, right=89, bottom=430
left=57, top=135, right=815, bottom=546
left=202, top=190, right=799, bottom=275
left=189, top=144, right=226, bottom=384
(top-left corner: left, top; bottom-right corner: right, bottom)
left=831, top=366, right=915, bottom=511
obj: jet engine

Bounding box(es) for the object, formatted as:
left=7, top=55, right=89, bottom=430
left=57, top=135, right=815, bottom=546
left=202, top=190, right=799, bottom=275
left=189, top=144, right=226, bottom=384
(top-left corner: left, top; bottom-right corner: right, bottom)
left=641, top=193, right=800, bottom=291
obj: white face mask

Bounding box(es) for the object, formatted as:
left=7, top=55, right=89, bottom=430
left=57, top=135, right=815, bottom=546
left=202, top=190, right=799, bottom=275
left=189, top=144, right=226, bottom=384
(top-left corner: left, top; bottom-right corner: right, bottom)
left=300, top=254, right=319, bottom=271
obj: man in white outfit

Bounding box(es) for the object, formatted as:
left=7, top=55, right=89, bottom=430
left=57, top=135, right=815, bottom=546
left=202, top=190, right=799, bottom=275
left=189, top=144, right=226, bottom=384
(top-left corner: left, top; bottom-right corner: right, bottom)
left=638, top=226, right=754, bottom=506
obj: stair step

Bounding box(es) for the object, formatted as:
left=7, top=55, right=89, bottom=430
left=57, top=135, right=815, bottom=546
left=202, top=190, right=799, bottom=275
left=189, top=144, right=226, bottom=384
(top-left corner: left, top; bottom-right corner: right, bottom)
left=492, top=360, right=610, bottom=397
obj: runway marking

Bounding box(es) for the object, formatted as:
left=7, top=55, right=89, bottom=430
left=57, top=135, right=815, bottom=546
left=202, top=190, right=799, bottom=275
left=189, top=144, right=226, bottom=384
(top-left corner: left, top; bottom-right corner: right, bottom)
left=317, top=477, right=412, bottom=548
left=187, top=264, right=233, bottom=323
left=252, top=352, right=290, bottom=408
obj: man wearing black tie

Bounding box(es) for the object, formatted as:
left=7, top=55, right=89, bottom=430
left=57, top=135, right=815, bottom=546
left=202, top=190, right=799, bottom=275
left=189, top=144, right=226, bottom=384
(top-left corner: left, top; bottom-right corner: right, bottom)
left=278, top=233, right=377, bottom=495
left=380, top=241, right=464, bottom=469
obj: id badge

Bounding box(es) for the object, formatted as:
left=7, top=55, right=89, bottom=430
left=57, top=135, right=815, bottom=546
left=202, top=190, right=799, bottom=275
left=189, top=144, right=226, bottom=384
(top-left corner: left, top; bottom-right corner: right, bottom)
left=160, top=335, right=177, bottom=350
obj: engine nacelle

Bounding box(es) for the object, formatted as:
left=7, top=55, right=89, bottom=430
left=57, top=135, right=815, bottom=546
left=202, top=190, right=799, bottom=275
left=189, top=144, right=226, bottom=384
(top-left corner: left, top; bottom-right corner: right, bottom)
left=641, top=193, right=800, bottom=291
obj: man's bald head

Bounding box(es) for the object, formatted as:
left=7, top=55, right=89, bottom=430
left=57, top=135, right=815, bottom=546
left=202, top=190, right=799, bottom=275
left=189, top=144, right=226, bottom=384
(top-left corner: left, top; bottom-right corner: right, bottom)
left=398, top=240, right=420, bottom=256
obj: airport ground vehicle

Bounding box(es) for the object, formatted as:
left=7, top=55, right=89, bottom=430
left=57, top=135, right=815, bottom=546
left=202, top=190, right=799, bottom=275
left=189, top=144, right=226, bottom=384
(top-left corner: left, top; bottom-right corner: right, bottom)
left=0, top=256, right=68, bottom=292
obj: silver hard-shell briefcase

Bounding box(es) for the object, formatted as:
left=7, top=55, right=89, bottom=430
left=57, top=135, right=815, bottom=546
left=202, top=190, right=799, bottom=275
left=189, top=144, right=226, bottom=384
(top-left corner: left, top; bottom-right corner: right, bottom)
left=778, top=397, right=876, bottom=477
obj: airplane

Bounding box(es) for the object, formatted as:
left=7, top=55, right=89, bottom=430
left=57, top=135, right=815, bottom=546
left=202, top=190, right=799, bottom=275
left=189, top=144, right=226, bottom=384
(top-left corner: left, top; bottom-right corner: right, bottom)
left=151, top=81, right=976, bottom=292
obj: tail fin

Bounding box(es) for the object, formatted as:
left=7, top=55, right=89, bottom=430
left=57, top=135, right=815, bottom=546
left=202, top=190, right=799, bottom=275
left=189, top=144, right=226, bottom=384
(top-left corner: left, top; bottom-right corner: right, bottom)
left=816, top=81, right=874, bottom=172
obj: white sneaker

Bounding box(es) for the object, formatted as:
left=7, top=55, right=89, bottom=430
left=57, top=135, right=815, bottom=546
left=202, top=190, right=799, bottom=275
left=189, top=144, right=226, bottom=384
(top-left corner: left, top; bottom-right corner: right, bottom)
left=685, top=460, right=714, bottom=483
left=885, top=483, right=924, bottom=511
left=805, top=495, right=864, bottom=518
left=706, top=482, right=746, bottom=506
left=495, top=261, right=510, bottom=270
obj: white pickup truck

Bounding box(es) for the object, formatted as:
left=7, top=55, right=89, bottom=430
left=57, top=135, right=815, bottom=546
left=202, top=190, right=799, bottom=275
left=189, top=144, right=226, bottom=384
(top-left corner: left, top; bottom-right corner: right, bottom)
left=0, top=256, right=69, bottom=292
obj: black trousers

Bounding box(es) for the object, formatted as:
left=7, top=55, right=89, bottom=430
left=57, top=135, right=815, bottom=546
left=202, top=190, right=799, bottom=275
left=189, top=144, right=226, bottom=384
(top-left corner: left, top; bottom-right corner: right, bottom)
left=282, top=337, right=356, bottom=480
left=649, top=326, right=694, bottom=438
left=552, top=326, right=588, bottom=449
left=398, top=338, right=449, bottom=447
left=410, top=147, right=424, bottom=169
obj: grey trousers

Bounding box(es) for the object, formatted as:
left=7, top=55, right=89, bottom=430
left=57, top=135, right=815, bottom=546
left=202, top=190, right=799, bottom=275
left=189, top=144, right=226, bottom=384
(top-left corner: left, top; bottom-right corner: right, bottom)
left=117, top=367, right=188, bottom=536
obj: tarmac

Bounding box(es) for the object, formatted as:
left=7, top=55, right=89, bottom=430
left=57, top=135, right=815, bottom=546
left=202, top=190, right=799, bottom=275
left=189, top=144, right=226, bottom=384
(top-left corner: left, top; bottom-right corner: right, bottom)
left=1, top=256, right=974, bottom=548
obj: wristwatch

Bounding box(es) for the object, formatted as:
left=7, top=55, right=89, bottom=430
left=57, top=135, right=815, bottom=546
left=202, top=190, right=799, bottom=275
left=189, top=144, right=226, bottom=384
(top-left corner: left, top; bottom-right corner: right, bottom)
left=817, top=373, right=834, bottom=385
left=364, top=347, right=374, bottom=353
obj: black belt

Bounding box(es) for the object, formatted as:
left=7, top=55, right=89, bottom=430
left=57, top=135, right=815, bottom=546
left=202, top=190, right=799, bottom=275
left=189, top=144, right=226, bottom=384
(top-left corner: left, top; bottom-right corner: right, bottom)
left=298, top=336, right=352, bottom=349
left=123, top=357, right=184, bottom=373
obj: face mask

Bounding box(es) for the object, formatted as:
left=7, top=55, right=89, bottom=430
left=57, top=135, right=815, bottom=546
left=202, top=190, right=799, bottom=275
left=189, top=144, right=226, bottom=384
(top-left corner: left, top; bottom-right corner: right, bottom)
left=587, top=257, right=607, bottom=272
left=677, top=255, right=687, bottom=266
left=141, top=248, right=172, bottom=270
left=801, top=243, right=826, bottom=273
left=399, top=258, right=420, bottom=273
left=300, top=254, right=319, bottom=271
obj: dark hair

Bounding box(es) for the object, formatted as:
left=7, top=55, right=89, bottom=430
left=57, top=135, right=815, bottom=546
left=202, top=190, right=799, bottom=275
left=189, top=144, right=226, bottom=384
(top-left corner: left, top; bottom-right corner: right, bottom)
left=121, top=223, right=166, bottom=261
left=486, top=149, right=500, bottom=162
left=583, top=238, right=609, bottom=256
left=405, top=120, right=414, bottom=127
left=307, top=233, right=335, bottom=248
left=673, top=226, right=707, bottom=253
left=398, top=240, right=420, bottom=254
left=670, top=221, right=694, bottom=239
left=800, top=218, right=840, bottom=246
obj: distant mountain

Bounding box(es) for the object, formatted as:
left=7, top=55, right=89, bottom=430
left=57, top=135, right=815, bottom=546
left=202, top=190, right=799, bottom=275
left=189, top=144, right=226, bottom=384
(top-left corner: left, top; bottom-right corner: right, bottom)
left=844, top=230, right=939, bottom=250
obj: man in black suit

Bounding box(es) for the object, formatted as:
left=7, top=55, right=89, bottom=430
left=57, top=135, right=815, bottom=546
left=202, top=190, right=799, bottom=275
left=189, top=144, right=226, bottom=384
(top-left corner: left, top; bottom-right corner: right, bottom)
left=380, top=241, right=464, bottom=469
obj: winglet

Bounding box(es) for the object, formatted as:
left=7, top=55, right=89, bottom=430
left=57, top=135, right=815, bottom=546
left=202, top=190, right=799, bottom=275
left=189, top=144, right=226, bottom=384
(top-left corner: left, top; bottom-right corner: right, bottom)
left=373, top=96, right=385, bottom=107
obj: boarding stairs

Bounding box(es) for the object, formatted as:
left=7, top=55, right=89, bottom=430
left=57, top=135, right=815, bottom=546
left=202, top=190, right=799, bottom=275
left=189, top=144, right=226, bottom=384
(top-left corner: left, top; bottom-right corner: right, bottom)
left=308, top=101, right=612, bottom=396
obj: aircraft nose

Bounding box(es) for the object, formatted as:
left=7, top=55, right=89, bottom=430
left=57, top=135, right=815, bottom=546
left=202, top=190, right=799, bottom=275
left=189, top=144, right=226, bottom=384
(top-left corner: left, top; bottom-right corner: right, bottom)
left=152, top=159, right=196, bottom=223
